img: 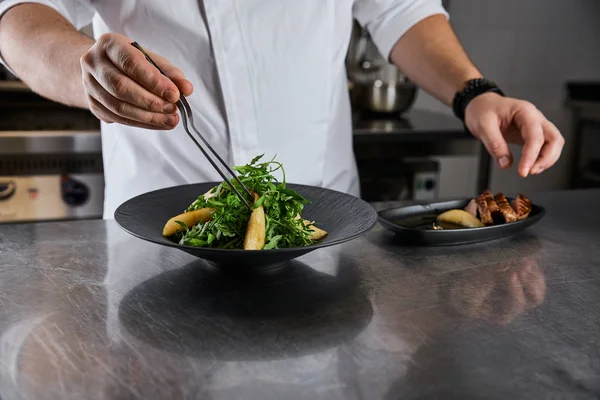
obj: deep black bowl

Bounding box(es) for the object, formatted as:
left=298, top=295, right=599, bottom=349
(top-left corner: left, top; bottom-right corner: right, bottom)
left=378, top=198, right=545, bottom=246
left=114, top=182, right=378, bottom=272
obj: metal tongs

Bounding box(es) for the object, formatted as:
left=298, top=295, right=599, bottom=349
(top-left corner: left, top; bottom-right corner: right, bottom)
left=131, top=42, right=253, bottom=210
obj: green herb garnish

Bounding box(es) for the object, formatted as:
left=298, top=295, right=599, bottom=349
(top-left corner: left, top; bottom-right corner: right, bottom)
left=178, top=155, right=316, bottom=249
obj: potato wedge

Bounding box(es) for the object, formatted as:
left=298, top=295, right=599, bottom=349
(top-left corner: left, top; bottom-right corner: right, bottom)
left=294, top=214, right=327, bottom=241
left=243, top=193, right=266, bottom=250
left=162, top=208, right=214, bottom=237
left=303, top=220, right=328, bottom=240
left=436, top=209, right=484, bottom=229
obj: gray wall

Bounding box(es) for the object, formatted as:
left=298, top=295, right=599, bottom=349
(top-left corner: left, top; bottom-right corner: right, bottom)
left=414, top=0, right=600, bottom=194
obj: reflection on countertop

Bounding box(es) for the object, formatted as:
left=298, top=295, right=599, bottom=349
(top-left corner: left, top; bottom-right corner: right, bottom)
left=0, top=189, right=599, bottom=399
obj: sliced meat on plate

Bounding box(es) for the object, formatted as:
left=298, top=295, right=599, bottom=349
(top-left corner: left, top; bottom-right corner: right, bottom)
left=511, top=193, right=532, bottom=220
left=476, top=196, right=494, bottom=225
left=464, top=198, right=478, bottom=217
left=494, top=193, right=519, bottom=223
left=481, top=190, right=500, bottom=214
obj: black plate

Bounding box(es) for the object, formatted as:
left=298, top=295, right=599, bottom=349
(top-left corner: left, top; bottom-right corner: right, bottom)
left=114, top=182, right=378, bottom=272
left=378, top=198, right=545, bottom=246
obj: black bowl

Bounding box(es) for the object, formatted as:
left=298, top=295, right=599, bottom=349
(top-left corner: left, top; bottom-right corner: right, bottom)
left=114, top=182, right=378, bottom=272
left=378, top=198, right=545, bottom=246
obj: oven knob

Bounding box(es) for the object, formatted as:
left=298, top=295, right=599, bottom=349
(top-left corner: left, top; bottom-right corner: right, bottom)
left=424, top=178, right=436, bottom=191
left=61, top=176, right=89, bottom=206
left=0, top=181, right=16, bottom=200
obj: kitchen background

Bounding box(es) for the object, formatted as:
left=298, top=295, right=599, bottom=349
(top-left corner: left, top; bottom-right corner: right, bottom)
left=416, top=0, right=600, bottom=195
left=1, top=0, right=599, bottom=223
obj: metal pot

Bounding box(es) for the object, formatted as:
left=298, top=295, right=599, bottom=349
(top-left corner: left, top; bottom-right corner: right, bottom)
left=350, top=80, right=417, bottom=114
left=346, top=21, right=418, bottom=115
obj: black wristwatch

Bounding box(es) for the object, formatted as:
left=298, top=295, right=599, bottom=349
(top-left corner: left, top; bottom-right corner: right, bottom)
left=452, top=78, right=505, bottom=122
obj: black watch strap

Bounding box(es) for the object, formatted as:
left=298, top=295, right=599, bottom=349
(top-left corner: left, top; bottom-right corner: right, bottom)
left=452, top=78, right=505, bottom=122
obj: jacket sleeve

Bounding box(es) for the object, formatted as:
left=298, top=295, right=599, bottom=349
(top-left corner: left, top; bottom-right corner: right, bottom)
left=0, top=0, right=94, bottom=73
left=352, top=0, right=449, bottom=60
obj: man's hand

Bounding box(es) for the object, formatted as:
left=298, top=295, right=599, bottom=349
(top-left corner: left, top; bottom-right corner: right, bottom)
left=465, top=93, right=565, bottom=177
left=80, top=32, right=193, bottom=130
left=390, top=15, right=565, bottom=177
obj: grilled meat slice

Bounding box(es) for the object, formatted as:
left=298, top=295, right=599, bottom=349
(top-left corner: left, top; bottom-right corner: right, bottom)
left=481, top=190, right=499, bottom=214
left=475, top=190, right=500, bottom=225
left=464, top=199, right=478, bottom=217
left=511, top=193, right=532, bottom=220
left=494, top=193, right=518, bottom=223
left=476, top=196, right=494, bottom=225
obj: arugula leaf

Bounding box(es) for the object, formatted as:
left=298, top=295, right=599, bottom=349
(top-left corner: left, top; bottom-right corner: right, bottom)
left=250, top=154, right=264, bottom=165
left=174, top=220, right=188, bottom=231
left=178, top=156, right=316, bottom=249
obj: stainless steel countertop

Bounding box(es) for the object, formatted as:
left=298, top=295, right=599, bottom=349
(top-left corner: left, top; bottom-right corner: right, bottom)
left=0, top=189, right=599, bottom=399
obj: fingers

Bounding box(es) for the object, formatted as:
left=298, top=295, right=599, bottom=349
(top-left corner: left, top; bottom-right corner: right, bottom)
left=87, top=90, right=179, bottom=130
left=83, top=57, right=177, bottom=114
left=84, top=75, right=179, bottom=128
left=475, top=114, right=514, bottom=169
left=513, top=104, right=546, bottom=177
left=147, top=51, right=194, bottom=96
left=98, top=33, right=181, bottom=103
left=80, top=32, right=193, bottom=130
left=529, top=120, right=565, bottom=175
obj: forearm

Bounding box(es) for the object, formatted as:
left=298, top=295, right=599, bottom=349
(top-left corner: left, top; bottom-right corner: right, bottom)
left=0, top=3, right=93, bottom=108
left=390, top=14, right=482, bottom=106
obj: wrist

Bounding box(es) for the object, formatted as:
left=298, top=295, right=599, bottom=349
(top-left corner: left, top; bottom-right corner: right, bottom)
left=452, top=78, right=505, bottom=123
left=464, top=91, right=504, bottom=130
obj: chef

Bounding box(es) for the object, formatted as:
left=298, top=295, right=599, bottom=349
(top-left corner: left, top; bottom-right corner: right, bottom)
left=0, top=0, right=564, bottom=218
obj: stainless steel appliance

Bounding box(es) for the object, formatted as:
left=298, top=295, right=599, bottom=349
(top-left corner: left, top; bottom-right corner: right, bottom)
left=0, top=131, right=104, bottom=223
left=346, top=21, right=417, bottom=115
left=0, top=80, right=103, bottom=223
left=357, top=154, right=440, bottom=202
left=353, top=109, right=482, bottom=202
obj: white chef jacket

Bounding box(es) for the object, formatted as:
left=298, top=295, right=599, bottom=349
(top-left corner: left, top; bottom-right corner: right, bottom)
left=0, top=0, right=447, bottom=219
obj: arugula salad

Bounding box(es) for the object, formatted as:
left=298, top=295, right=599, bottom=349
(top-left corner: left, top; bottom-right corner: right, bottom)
left=162, top=155, right=327, bottom=250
